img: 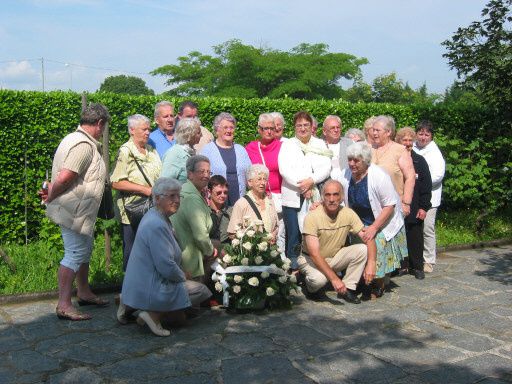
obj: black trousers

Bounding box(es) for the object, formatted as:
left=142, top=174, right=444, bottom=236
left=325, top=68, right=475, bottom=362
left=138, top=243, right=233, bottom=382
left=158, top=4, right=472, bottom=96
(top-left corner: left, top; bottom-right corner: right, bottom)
left=405, top=221, right=424, bottom=272
left=122, top=223, right=135, bottom=272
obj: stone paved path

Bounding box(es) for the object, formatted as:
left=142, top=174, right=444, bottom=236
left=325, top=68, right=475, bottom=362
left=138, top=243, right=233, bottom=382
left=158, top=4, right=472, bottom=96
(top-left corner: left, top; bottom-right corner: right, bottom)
left=1, top=245, right=511, bottom=383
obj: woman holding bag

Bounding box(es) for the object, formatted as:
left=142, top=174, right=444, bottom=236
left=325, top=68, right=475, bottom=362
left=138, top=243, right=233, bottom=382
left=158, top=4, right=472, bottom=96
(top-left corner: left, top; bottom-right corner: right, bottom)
left=111, top=114, right=161, bottom=270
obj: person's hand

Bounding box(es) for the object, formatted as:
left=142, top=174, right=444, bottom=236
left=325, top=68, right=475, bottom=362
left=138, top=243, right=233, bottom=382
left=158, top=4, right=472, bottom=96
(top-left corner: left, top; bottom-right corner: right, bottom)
left=144, top=186, right=152, bottom=197
left=302, top=189, right=313, bottom=199
left=38, top=181, right=52, bottom=204
left=331, top=276, right=347, bottom=294
left=297, top=178, right=314, bottom=194
left=362, top=225, right=377, bottom=242
left=363, top=260, right=376, bottom=285
left=212, top=248, right=219, bottom=259
left=416, top=208, right=427, bottom=220
left=185, top=271, right=192, bottom=279
left=309, top=201, right=322, bottom=210
left=402, top=202, right=411, bottom=217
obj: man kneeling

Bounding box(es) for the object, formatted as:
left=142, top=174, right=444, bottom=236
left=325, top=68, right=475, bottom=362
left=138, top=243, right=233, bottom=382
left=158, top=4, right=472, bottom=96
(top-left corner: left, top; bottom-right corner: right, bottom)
left=299, top=180, right=376, bottom=304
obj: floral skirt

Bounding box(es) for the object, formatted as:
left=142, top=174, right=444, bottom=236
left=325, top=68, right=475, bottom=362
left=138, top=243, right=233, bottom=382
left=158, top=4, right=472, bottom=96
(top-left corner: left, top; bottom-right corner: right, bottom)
left=374, top=225, right=408, bottom=278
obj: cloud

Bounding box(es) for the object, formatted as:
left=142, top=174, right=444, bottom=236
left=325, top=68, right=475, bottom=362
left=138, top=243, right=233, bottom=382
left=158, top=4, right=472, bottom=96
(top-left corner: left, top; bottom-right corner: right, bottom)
left=0, top=61, right=38, bottom=79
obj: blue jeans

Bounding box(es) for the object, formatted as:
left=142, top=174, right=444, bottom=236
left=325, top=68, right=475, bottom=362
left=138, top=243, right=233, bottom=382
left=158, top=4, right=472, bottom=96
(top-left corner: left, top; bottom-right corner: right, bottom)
left=282, top=205, right=302, bottom=269
left=60, top=226, right=93, bottom=272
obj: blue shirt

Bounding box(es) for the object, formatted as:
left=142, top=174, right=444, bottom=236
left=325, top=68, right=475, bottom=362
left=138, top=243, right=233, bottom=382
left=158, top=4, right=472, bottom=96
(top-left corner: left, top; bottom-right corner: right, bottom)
left=148, top=127, right=175, bottom=159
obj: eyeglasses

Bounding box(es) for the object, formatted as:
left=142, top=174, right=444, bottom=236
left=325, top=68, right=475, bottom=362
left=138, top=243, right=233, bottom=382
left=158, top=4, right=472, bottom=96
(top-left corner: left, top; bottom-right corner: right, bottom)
left=295, top=123, right=311, bottom=129
left=213, top=190, right=228, bottom=196
left=161, top=193, right=180, bottom=200
left=194, top=169, right=213, bottom=176
left=259, top=126, right=276, bottom=132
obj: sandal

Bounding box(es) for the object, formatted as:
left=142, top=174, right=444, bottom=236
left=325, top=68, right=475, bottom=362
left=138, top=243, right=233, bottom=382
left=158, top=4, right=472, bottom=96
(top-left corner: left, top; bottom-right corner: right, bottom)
left=77, top=296, right=109, bottom=307
left=56, top=307, right=92, bottom=321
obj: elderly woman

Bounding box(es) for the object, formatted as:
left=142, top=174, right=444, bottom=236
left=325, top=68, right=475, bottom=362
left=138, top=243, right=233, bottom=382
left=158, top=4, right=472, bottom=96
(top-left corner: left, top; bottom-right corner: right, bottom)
left=278, top=111, right=331, bottom=270
left=171, top=155, right=217, bottom=282
left=371, top=115, right=415, bottom=217
left=395, top=127, right=432, bottom=279
left=200, top=112, right=251, bottom=207
left=363, top=116, right=376, bottom=147
left=118, top=177, right=212, bottom=336
left=227, top=164, right=279, bottom=240
left=111, top=114, right=162, bottom=270
left=345, top=128, right=366, bottom=142
left=161, top=117, right=202, bottom=183
left=270, top=112, right=286, bottom=141
left=413, top=120, right=445, bottom=273
left=332, top=142, right=408, bottom=298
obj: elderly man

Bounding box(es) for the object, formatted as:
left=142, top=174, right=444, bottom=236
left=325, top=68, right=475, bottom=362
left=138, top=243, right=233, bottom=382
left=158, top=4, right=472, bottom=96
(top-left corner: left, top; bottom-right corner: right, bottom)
left=148, top=100, right=175, bottom=158
left=175, top=100, right=213, bottom=152
left=322, top=115, right=353, bottom=172
left=171, top=155, right=217, bottom=282
left=298, top=179, right=376, bottom=304
left=43, top=103, right=111, bottom=320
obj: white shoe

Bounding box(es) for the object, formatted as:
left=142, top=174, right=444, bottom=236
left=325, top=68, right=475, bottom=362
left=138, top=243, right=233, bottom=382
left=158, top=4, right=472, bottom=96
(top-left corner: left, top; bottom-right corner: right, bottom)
left=117, top=297, right=128, bottom=325
left=137, top=311, right=170, bottom=337
left=424, top=263, right=434, bottom=273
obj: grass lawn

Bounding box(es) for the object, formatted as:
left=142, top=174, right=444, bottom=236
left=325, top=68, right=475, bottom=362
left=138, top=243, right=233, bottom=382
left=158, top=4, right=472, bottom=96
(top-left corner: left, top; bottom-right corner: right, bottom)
left=0, top=209, right=511, bottom=295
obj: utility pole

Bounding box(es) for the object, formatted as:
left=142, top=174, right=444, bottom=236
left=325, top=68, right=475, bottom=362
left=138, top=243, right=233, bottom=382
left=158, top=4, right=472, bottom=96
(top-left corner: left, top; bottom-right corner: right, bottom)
left=41, top=57, right=45, bottom=91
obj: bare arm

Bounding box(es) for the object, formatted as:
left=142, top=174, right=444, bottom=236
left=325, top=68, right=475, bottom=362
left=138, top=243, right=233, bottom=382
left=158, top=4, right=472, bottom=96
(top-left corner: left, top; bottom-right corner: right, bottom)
left=361, top=205, right=394, bottom=242
left=357, top=229, right=376, bottom=284
left=305, top=234, right=346, bottom=294
left=46, top=169, right=79, bottom=203
left=398, top=151, right=415, bottom=216
left=111, top=180, right=151, bottom=197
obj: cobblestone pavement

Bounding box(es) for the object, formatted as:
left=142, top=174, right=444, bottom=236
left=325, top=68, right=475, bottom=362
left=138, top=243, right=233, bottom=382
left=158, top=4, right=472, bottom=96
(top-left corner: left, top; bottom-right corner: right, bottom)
left=1, top=245, right=511, bottom=384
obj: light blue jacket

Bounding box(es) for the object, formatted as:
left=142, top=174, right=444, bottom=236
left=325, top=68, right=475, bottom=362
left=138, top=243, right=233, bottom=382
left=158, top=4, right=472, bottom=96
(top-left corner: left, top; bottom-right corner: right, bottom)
left=161, top=144, right=194, bottom=184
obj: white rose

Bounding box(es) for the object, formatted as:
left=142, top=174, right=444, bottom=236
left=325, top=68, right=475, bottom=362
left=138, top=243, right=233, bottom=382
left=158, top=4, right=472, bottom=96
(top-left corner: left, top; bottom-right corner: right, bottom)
left=289, top=274, right=297, bottom=283
left=269, top=263, right=277, bottom=269
left=283, top=257, right=292, bottom=264
left=234, top=275, right=243, bottom=283
left=236, top=230, right=245, bottom=239
left=270, top=250, right=279, bottom=258
left=253, top=219, right=264, bottom=226
left=215, top=282, right=223, bottom=292
left=278, top=276, right=287, bottom=284
left=282, top=263, right=290, bottom=271
left=261, top=271, right=270, bottom=279
left=231, top=238, right=240, bottom=247
left=257, top=242, right=268, bottom=252
left=223, top=254, right=232, bottom=264
left=266, top=287, right=275, bottom=296
left=233, top=285, right=241, bottom=294
left=243, top=216, right=252, bottom=225
left=242, top=242, right=252, bottom=251
left=246, top=229, right=256, bottom=238
left=241, top=257, right=249, bottom=266
left=255, top=256, right=264, bottom=265
left=265, top=233, right=273, bottom=241
left=248, top=277, right=259, bottom=287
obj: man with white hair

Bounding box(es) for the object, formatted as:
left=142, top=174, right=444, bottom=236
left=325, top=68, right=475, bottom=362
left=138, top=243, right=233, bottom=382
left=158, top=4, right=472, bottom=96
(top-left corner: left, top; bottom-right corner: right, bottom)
left=148, top=100, right=176, bottom=158
left=322, top=115, right=353, bottom=172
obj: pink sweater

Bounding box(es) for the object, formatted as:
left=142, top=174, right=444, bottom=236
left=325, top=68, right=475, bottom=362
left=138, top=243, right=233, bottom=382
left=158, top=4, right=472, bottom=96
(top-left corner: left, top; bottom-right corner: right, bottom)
left=245, top=139, right=282, bottom=194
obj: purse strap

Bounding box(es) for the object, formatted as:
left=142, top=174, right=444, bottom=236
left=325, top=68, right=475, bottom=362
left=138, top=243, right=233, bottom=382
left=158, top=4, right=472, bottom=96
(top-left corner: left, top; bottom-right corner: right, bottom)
left=243, top=195, right=262, bottom=221
left=129, top=150, right=152, bottom=187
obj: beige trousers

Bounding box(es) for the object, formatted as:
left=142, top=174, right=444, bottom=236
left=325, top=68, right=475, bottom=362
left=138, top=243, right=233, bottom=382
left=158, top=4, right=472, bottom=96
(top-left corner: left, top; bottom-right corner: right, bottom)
left=298, top=244, right=367, bottom=292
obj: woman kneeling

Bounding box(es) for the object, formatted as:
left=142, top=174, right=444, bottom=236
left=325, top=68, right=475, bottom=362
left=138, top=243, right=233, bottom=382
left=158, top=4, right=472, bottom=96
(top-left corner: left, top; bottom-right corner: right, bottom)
left=118, top=177, right=212, bottom=336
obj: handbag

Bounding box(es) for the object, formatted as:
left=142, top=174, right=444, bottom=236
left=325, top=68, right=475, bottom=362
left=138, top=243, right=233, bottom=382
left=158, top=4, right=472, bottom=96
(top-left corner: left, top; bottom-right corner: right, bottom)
left=97, top=181, right=115, bottom=220
left=122, top=152, right=154, bottom=231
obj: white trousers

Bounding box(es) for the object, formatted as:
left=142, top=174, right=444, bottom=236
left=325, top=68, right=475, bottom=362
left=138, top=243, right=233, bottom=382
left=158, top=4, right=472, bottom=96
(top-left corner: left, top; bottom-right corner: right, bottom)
left=423, top=207, right=438, bottom=264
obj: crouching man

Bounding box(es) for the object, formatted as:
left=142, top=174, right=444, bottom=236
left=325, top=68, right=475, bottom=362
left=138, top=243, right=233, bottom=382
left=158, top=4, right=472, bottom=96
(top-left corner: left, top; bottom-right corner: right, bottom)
left=298, top=179, right=376, bottom=304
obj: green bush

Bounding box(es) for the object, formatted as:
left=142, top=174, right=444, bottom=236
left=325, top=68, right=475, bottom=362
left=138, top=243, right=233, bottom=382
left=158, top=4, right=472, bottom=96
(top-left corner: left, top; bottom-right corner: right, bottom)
left=0, top=89, right=509, bottom=244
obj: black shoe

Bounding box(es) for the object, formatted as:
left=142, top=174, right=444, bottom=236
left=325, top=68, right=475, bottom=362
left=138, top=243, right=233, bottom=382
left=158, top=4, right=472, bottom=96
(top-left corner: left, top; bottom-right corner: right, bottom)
left=303, top=286, right=328, bottom=301
left=338, top=289, right=361, bottom=304
left=414, top=270, right=425, bottom=280
left=397, top=268, right=409, bottom=277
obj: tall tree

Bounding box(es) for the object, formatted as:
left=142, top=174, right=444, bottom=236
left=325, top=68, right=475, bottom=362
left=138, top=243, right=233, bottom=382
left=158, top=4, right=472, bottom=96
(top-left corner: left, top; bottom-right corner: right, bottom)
left=442, top=0, right=512, bottom=132
left=98, top=75, right=154, bottom=96
left=151, top=39, right=368, bottom=99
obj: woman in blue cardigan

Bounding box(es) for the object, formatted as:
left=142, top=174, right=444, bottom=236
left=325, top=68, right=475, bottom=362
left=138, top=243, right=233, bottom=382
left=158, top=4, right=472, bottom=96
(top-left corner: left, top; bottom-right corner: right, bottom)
left=200, top=112, right=251, bottom=206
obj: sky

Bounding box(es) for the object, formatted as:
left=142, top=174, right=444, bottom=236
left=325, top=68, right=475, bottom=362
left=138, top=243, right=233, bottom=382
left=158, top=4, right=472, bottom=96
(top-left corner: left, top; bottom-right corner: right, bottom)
left=0, top=0, right=490, bottom=96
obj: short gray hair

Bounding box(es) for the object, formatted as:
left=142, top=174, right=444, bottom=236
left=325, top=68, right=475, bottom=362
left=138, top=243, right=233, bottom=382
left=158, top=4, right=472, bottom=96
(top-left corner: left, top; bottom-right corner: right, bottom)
left=345, top=128, right=365, bottom=141
left=175, top=117, right=201, bottom=145
left=258, top=113, right=275, bottom=127
left=270, top=112, right=285, bottom=126
left=323, top=115, right=342, bottom=127
left=246, top=164, right=269, bottom=183
left=127, top=114, right=150, bottom=134
left=346, top=142, right=372, bottom=167
left=320, top=179, right=344, bottom=198
left=154, top=100, right=173, bottom=119
left=373, top=115, right=396, bottom=136
left=213, top=112, right=236, bottom=132
left=186, top=155, right=210, bottom=173
left=152, top=177, right=182, bottom=200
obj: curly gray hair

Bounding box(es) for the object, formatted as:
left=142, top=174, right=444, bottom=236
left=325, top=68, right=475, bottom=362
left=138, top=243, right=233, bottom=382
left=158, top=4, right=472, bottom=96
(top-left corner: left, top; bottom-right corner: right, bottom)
left=175, top=117, right=201, bottom=145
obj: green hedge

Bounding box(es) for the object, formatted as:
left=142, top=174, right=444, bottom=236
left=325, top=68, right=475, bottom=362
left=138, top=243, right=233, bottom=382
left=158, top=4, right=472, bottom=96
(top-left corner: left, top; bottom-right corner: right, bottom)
left=0, top=89, right=509, bottom=244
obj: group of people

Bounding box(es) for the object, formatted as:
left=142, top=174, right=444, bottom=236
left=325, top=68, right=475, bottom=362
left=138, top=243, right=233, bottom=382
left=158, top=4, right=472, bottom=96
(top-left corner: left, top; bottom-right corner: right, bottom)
left=42, top=100, right=445, bottom=336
